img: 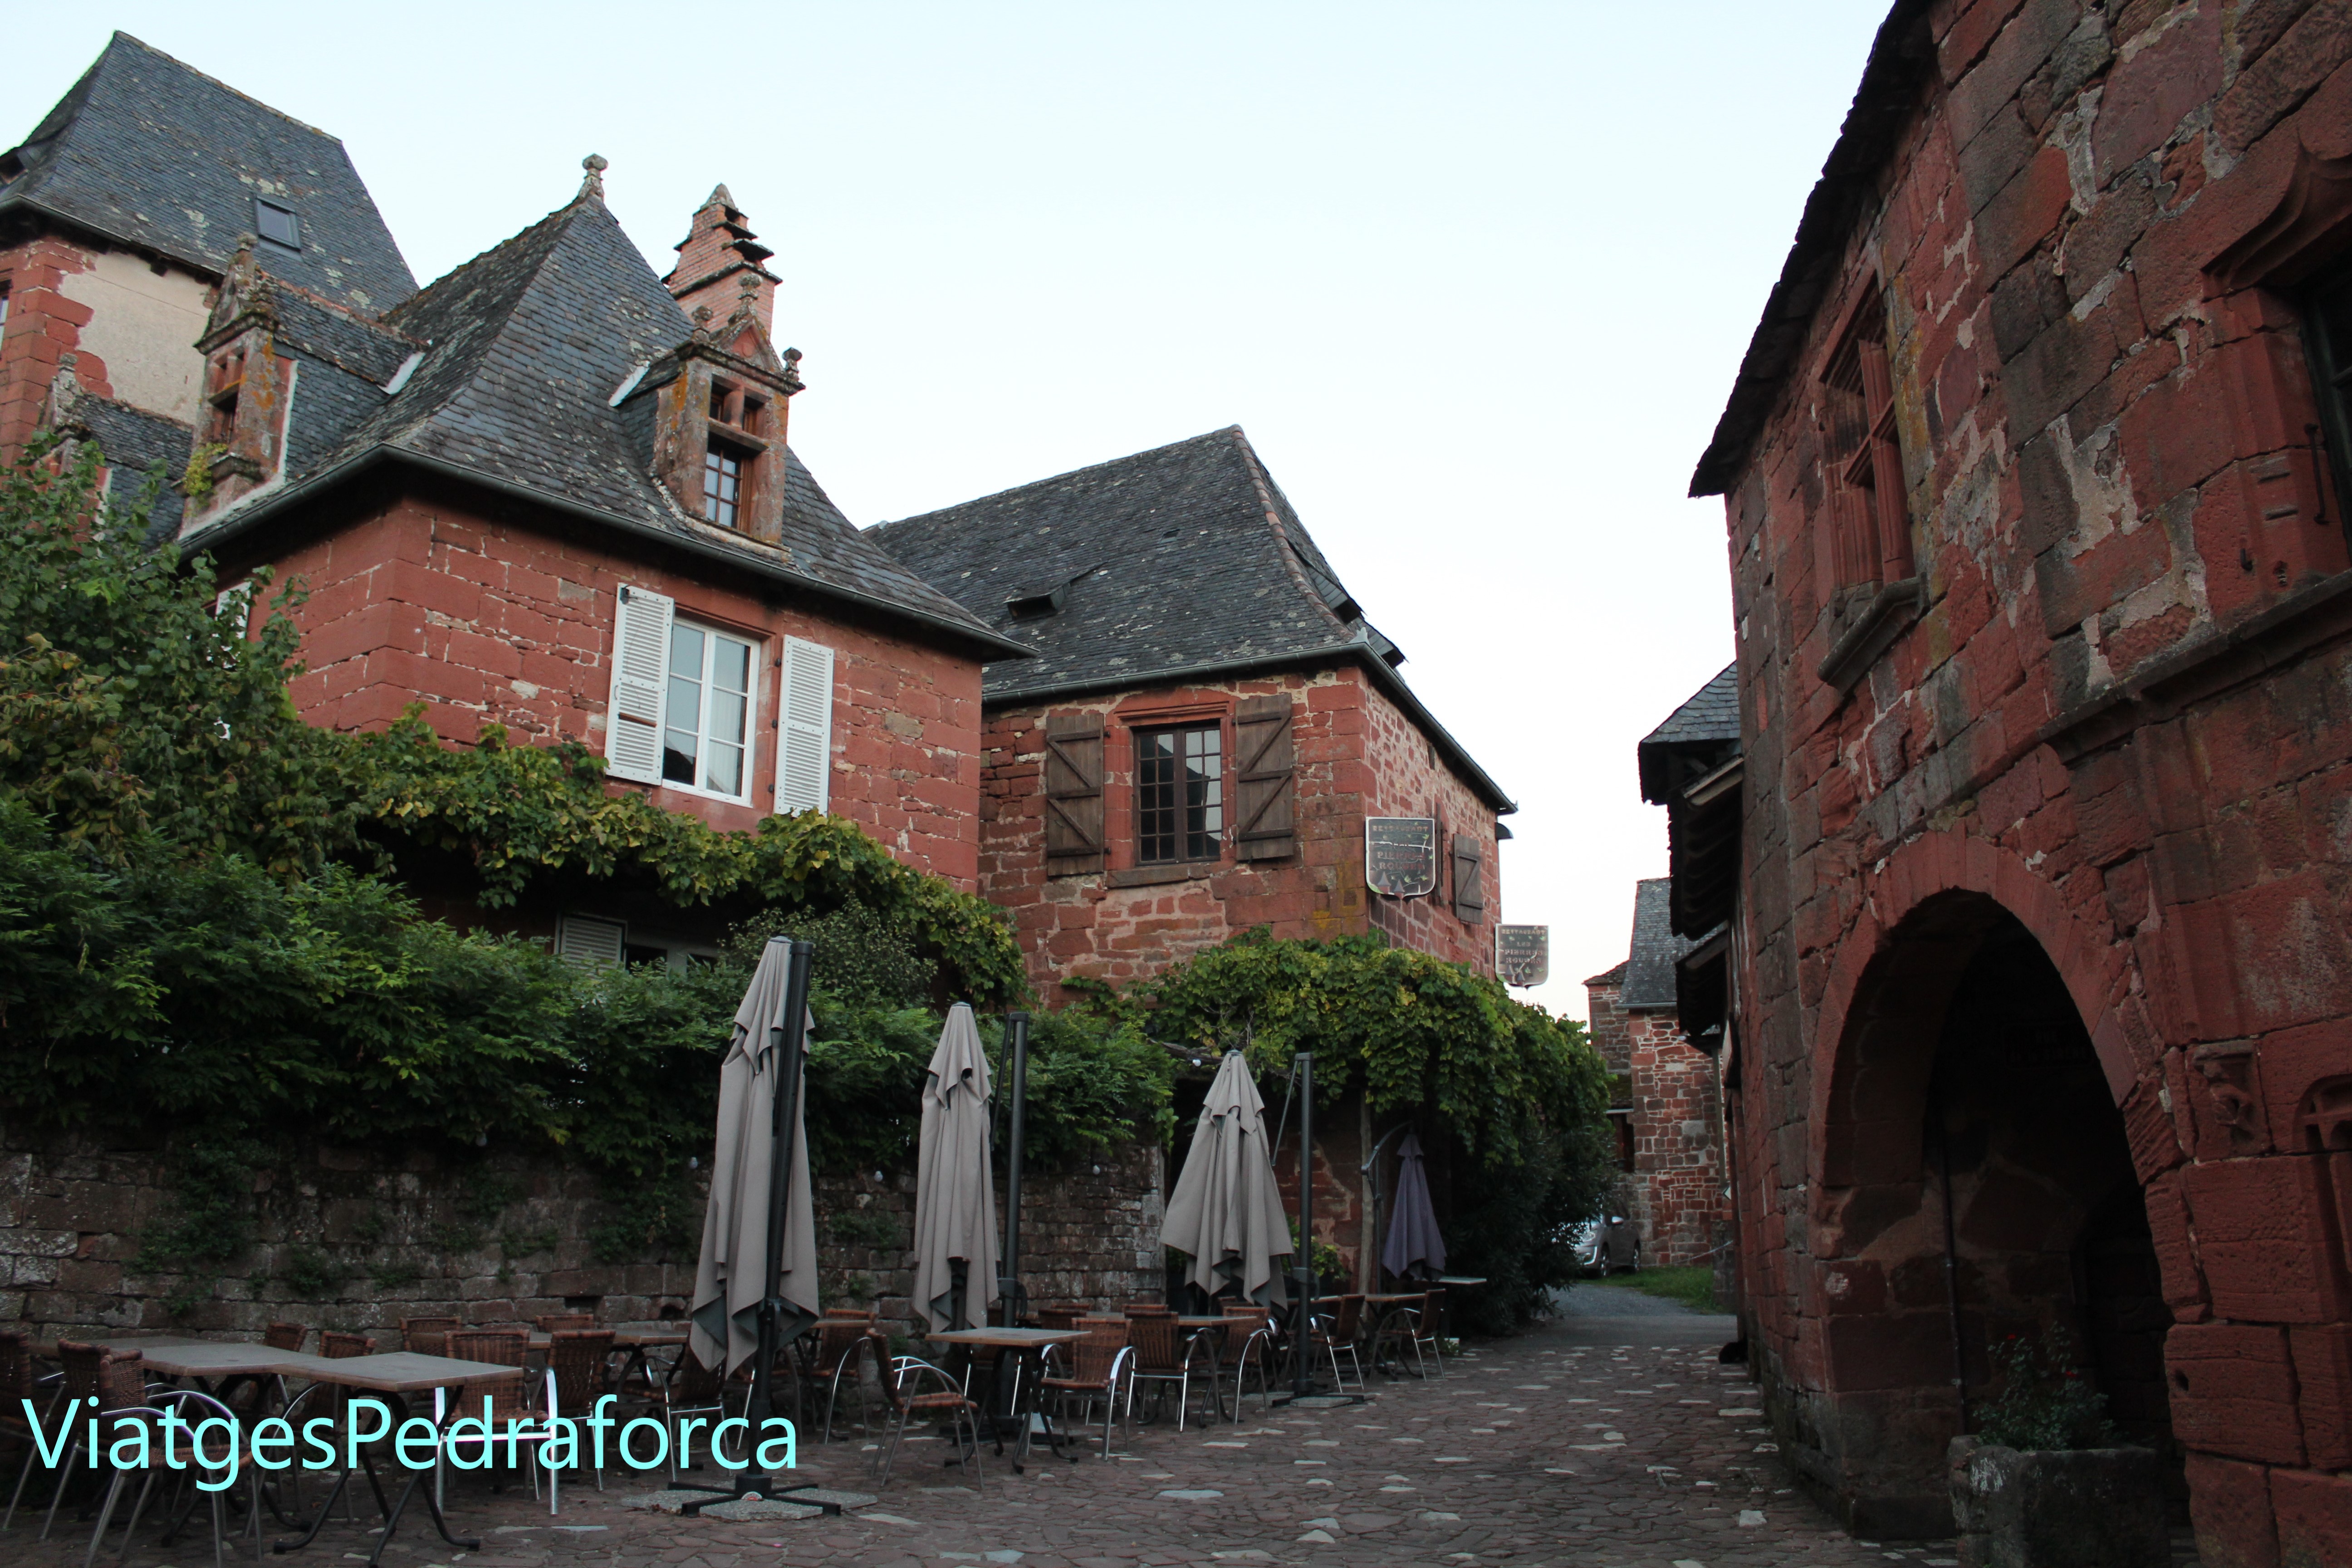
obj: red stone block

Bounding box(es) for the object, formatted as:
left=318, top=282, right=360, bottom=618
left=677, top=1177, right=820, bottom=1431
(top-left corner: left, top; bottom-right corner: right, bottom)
left=2185, top=1453, right=2279, bottom=1568
left=2167, top=1322, right=2305, bottom=1465
left=2289, top=1325, right=2352, bottom=1470
left=2273, top=1468, right=2352, bottom=1568
left=2185, top=1156, right=2350, bottom=1323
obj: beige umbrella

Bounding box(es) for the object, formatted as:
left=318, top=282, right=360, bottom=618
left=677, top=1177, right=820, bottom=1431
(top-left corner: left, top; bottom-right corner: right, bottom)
left=912, top=1003, right=999, bottom=1332
left=1161, top=1050, right=1292, bottom=1306
left=690, top=938, right=820, bottom=1376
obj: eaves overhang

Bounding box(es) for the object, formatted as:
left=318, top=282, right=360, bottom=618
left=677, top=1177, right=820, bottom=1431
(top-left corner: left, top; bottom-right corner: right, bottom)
left=176, top=443, right=1036, bottom=664
left=982, top=636, right=1517, bottom=814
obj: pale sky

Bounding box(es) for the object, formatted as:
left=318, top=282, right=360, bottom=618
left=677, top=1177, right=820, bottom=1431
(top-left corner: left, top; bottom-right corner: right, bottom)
left=20, top=3, right=1892, bottom=1020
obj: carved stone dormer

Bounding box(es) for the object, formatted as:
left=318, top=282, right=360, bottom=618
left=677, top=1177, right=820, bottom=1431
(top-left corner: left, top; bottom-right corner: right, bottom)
left=648, top=202, right=805, bottom=542
left=186, top=236, right=297, bottom=522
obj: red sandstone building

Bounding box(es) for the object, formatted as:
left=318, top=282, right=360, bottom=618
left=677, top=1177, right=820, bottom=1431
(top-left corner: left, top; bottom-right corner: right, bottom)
left=1584, top=878, right=1730, bottom=1270
left=873, top=429, right=1514, bottom=995
left=1683, top=1, right=2352, bottom=1558
left=3, top=34, right=1513, bottom=992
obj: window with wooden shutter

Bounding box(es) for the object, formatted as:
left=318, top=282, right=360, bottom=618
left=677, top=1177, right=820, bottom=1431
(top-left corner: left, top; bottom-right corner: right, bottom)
left=604, top=584, right=675, bottom=784
left=1043, top=714, right=1106, bottom=873
left=1450, top=833, right=1486, bottom=925
left=1234, top=695, right=1297, bottom=862
left=774, top=635, right=835, bottom=815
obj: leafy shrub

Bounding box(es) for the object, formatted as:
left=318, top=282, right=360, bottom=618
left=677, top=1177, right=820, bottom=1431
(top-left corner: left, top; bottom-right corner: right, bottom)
left=1978, top=1328, right=2121, bottom=1451
left=279, top=1246, right=346, bottom=1298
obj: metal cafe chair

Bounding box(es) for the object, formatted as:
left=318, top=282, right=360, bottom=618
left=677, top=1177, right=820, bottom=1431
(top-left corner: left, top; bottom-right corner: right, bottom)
left=444, top=1329, right=554, bottom=1511
left=82, top=1388, right=269, bottom=1568
left=1215, top=1305, right=1277, bottom=1418
left=1125, top=1313, right=1220, bottom=1431
left=870, top=1355, right=986, bottom=1487
left=1038, top=1320, right=1134, bottom=1459
left=1309, top=1294, right=1367, bottom=1392
left=0, top=1329, right=63, bottom=1531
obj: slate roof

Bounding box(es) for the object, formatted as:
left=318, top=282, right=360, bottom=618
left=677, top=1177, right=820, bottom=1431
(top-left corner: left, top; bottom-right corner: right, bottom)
left=64, top=388, right=190, bottom=541
left=1622, top=878, right=1696, bottom=1011
left=1688, top=0, right=1934, bottom=496
left=1584, top=959, right=1630, bottom=990
left=1, top=33, right=415, bottom=313
left=1642, top=663, right=1740, bottom=749
left=870, top=426, right=1511, bottom=808
left=178, top=188, right=1020, bottom=659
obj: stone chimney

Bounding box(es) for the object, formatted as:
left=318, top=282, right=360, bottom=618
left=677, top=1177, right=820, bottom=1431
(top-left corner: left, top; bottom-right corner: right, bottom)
left=664, top=185, right=780, bottom=337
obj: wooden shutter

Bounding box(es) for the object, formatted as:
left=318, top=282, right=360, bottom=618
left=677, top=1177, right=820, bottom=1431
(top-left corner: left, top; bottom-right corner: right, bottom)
left=775, top=636, right=835, bottom=815
left=1234, top=695, right=1297, bottom=861
left=1043, top=714, right=1106, bottom=872
left=603, top=584, right=673, bottom=784
left=1451, top=833, right=1486, bottom=925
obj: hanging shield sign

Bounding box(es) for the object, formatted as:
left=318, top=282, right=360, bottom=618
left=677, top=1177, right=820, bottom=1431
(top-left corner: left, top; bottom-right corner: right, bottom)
left=1495, top=924, right=1549, bottom=987
left=1364, top=817, right=1438, bottom=897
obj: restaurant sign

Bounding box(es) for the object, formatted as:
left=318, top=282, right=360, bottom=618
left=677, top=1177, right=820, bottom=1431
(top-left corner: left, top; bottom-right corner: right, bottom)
left=1364, top=817, right=1438, bottom=897
left=1495, top=924, right=1550, bottom=988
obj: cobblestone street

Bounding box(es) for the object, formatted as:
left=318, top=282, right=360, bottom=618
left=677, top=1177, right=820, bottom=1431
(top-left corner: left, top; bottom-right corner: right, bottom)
left=0, top=1294, right=1991, bottom=1568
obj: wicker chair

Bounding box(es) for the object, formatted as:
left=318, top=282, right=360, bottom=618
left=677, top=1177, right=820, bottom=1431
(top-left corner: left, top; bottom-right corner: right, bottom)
left=1125, top=1313, right=1219, bottom=1430
left=542, top=1329, right=615, bottom=1490
left=1214, top=1305, right=1276, bottom=1418
left=446, top=1330, right=550, bottom=1508
left=870, top=1353, right=985, bottom=1487
left=263, top=1322, right=309, bottom=1353
left=33, top=1347, right=143, bottom=1541
left=1034, top=1302, right=1087, bottom=1331
left=399, top=1316, right=461, bottom=1357
left=533, top=1313, right=594, bottom=1334
left=795, top=1318, right=878, bottom=1443
left=1038, top=1320, right=1133, bottom=1458
left=1310, top=1294, right=1367, bottom=1392
left=647, top=1347, right=730, bottom=1485
left=0, top=1327, right=60, bottom=1534
left=1121, top=1301, right=1174, bottom=1318
left=84, top=1387, right=268, bottom=1567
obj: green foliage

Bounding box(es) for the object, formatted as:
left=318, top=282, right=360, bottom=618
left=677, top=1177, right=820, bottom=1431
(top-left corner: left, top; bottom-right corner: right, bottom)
left=0, top=442, right=1033, bottom=1188
left=1148, top=930, right=1610, bottom=1169
left=132, top=1139, right=260, bottom=1272
left=588, top=1165, right=703, bottom=1264
left=827, top=1210, right=905, bottom=1250
left=372, top=1259, right=422, bottom=1291
left=1978, top=1328, right=2121, bottom=1451
left=1146, top=929, right=1615, bottom=1330
left=279, top=1245, right=346, bottom=1298
left=1593, top=1264, right=1720, bottom=1313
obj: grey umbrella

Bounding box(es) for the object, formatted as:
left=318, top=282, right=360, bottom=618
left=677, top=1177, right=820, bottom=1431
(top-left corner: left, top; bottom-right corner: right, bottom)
left=1161, top=1050, right=1292, bottom=1306
left=912, top=1003, right=1000, bottom=1333
left=1381, top=1129, right=1446, bottom=1281
left=689, top=938, right=821, bottom=1377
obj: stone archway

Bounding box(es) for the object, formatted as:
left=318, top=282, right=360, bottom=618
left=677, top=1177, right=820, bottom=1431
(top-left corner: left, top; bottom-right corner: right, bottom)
left=1801, top=890, right=2174, bottom=1536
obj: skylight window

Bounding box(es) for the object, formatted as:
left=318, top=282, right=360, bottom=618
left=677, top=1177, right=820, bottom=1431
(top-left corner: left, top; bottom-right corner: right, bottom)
left=254, top=199, right=301, bottom=253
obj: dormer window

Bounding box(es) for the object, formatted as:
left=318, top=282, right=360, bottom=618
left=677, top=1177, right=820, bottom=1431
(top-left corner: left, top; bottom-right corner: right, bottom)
left=254, top=199, right=300, bottom=254
left=703, top=438, right=745, bottom=527
left=203, top=347, right=245, bottom=445
left=740, top=395, right=765, bottom=436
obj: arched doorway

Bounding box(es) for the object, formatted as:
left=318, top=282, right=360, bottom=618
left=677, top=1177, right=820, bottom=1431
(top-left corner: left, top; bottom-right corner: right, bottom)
left=1810, top=892, right=2176, bottom=1535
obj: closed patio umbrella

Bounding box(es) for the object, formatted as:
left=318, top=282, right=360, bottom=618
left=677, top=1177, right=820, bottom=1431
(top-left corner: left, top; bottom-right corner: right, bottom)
left=1381, top=1129, right=1446, bottom=1281
left=912, top=1003, right=999, bottom=1332
left=690, top=937, right=821, bottom=1378
left=1162, top=1049, right=1292, bottom=1306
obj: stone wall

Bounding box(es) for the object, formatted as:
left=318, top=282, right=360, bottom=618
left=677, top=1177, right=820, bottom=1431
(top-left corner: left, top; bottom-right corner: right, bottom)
left=980, top=664, right=1501, bottom=998
left=0, top=1130, right=1162, bottom=1345
left=1583, top=973, right=1729, bottom=1268
left=0, top=231, right=216, bottom=460
left=1701, top=0, right=2352, bottom=1555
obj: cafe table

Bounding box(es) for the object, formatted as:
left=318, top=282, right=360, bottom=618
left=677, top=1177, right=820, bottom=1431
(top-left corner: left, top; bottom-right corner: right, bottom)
left=271, top=1351, right=535, bottom=1566
left=919, top=1327, right=1084, bottom=1470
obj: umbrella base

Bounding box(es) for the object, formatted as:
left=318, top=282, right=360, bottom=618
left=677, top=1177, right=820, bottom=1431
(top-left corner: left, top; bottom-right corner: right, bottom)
left=1271, top=1391, right=1366, bottom=1410
left=669, top=1478, right=846, bottom=1517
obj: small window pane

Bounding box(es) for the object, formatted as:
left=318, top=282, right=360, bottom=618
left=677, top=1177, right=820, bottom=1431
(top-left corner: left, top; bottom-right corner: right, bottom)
left=702, top=441, right=742, bottom=527
left=660, top=622, right=757, bottom=800
left=705, top=740, right=744, bottom=797
left=1137, top=724, right=1221, bottom=864
left=713, top=637, right=750, bottom=695
left=255, top=200, right=299, bottom=250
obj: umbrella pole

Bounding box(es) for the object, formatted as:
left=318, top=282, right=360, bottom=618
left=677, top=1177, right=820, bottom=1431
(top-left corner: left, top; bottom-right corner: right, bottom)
left=744, top=936, right=813, bottom=1498
left=1292, top=1051, right=1316, bottom=1399
left=1000, top=1011, right=1029, bottom=1321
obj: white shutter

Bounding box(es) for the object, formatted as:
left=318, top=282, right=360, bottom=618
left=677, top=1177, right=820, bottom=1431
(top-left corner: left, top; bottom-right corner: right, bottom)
left=775, top=636, right=835, bottom=815
left=603, top=584, right=674, bottom=784
left=557, top=915, right=626, bottom=967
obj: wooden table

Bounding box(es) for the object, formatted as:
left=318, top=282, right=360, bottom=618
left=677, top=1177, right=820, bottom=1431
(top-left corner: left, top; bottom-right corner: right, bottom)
left=273, top=1352, right=533, bottom=1565
left=524, top=1328, right=686, bottom=1350
left=921, top=1328, right=1085, bottom=1469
